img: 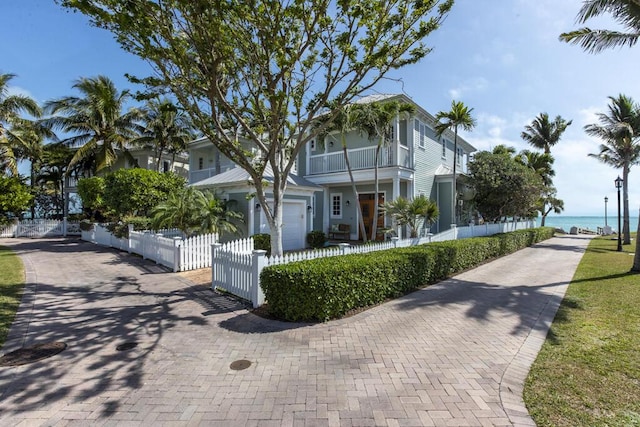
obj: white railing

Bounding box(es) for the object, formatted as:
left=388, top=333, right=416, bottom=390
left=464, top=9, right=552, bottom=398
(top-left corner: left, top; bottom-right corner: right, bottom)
left=189, top=164, right=236, bottom=184
left=308, top=144, right=408, bottom=175
left=212, top=220, right=536, bottom=307
left=0, top=219, right=81, bottom=238
left=81, top=224, right=218, bottom=272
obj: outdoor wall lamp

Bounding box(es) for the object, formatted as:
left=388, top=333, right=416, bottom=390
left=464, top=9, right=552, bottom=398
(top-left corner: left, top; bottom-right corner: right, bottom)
left=255, top=203, right=261, bottom=210
left=615, top=176, right=623, bottom=252
left=345, top=200, right=350, bottom=206
left=307, top=205, right=313, bottom=211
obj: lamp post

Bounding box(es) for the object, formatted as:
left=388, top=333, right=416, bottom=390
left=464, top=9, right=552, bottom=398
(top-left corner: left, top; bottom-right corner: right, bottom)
left=615, top=176, right=623, bottom=252
left=604, top=196, right=608, bottom=227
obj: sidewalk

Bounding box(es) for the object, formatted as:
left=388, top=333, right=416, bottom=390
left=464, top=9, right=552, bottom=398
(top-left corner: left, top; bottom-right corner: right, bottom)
left=0, top=235, right=591, bottom=426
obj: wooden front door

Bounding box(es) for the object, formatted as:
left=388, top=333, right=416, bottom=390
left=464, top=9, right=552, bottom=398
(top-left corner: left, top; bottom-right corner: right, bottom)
left=359, top=193, right=385, bottom=240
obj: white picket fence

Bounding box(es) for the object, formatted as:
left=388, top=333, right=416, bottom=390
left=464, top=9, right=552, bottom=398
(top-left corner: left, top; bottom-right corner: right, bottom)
left=213, top=220, right=536, bottom=307
left=81, top=224, right=218, bottom=272
left=0, top=219, right=81, bottom=238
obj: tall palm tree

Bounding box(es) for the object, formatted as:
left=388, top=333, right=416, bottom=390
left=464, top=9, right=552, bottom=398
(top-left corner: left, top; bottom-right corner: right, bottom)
left=0, top=73, right=41, bottom=175
left=352, top=101, right=415, bottom=240
left=560, top=0, right=640, bottom=53
left=435, top=100, right=476, bottom=226
left=132, top=98, right=194, bottom=172
left=521, top=113, right=572, bottom=155
left=43, top=75, right=143, bottom=174
left=586, top=94, right=640, bottom=245
left=316, top=102, right=368, bottom=242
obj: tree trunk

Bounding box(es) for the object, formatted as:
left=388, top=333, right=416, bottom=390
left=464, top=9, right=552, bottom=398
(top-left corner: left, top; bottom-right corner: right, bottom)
left=541, top=214, right=546, bottom=227
left=632, top=208, right=640, bottom=272
left=622, top=167, right=630, bottom=245
left=452, top=126, right=458, bottom=226
left=342, top=143, right=367, bottom=242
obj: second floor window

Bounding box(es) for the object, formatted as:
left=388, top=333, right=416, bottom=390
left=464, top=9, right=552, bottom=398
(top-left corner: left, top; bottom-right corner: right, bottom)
left=198, top=157, right=204, bottom=170
left=457, top=148, right=463, bottom=165
left=442, top=139, right=447, bottom=158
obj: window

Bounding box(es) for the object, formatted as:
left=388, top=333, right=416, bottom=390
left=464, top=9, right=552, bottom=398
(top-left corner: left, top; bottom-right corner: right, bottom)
left=456, top=148, right=463, bottom=165
left=442, top=139, right=447, bottom=158
left=330, top=193, right=342, bottom=219
left=198, top=157, right=204, bottom=170
left=385, top=124, right=395, bottom=142
left=163, top=160, right=170, bottom=173
left=415, top=119, right=426, bottom=148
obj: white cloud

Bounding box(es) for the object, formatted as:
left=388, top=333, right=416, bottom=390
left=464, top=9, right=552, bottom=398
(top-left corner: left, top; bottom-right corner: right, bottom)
left=448, top=77, right=488, bottom=100
left=7, top=85, right=38, bottom=102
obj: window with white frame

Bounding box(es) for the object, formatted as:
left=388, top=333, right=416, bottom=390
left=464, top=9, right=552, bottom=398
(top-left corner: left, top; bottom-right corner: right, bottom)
left=456, top=147, right=463, bottom=165
left=198, top=157, right=204, bottom=170
left=330, top=193, right=342, bottom=219
left=415, top=119, right=427, bottom=148
left=441, top=139, right=447, bottom=158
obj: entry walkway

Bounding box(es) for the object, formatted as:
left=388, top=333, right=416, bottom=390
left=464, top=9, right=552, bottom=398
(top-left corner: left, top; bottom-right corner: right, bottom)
left=0, top=235, right=591, bottom=426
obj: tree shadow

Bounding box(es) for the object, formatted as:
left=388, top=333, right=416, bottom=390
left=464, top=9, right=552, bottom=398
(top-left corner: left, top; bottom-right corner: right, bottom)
left=0, top=237, right=251, bottom=418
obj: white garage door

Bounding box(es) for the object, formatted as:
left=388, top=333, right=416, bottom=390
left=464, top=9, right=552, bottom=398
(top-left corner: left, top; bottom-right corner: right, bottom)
left=260, top=201, right=306, bottom=251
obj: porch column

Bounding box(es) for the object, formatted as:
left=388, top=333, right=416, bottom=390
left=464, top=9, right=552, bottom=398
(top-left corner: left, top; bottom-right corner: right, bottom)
left=395, top=114, right=401, bottom=165
left=323, top=189, right=330, bottom=235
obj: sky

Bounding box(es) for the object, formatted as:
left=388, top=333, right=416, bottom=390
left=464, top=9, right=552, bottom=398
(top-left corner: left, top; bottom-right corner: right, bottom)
left=2, top=0, right=639, bottom=216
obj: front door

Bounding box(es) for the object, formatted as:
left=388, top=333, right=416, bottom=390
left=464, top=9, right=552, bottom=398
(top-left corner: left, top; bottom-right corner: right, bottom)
left=359, top=193, right=385, bottom=240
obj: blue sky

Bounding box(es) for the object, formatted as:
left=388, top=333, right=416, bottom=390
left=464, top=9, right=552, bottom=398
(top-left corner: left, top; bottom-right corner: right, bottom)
left=3, top=0, right=639, bottom=216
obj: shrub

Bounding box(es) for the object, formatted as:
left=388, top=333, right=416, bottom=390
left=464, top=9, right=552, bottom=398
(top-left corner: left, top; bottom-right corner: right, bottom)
left=106, top=216, right=153, bottom=239
left=253, top=233, right=271, bottom=256
left=306, top=230, right=327, bottom=249
left=261, top=227, right=555, bottom=322
left=79, top=219, right=94, bottom=231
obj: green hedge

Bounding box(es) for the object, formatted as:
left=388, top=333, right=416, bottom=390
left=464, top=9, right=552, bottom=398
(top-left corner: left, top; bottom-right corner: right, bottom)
left=261, top=227, right=555, bottom=322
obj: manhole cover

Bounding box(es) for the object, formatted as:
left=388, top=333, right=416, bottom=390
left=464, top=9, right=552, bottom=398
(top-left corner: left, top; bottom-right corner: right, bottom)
left=116, top=342, right=138, bottom=351
left=0, top=342, right=67, bottom=367
left=230, top=359, right=252, bottom=370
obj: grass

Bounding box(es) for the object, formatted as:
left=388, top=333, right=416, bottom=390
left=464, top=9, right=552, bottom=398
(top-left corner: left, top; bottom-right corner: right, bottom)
left=524, top=234, right=640, bottom=426
left=0, top=245, right=25, bottom=348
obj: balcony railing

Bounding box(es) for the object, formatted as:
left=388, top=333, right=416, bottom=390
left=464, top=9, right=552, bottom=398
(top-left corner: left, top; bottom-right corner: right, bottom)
left=189, top=164, right=236, bottom=184
left=308, top=144, right=410, bottom=175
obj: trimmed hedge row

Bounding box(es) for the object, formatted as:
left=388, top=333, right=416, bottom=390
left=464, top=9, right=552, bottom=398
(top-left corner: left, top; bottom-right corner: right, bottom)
left=261, top=227, right=555, bottom=322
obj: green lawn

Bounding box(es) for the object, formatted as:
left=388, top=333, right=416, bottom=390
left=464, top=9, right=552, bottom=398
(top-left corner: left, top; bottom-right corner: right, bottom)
left=524, top=235, right=640, bottom=426
left=0, top=245, right=25, bottom=348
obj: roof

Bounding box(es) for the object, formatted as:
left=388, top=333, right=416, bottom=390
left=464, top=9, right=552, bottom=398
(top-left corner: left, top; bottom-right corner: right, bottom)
left=191, top=165, right=322, bottom=191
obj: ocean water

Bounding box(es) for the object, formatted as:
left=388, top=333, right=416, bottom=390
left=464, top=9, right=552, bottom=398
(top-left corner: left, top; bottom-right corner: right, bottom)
left=539, top=215, right=639, bottom=233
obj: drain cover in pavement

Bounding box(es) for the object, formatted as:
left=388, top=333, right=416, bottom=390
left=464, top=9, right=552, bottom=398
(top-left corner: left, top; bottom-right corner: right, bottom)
left=0, top=342, right=67, bottom=367
left=230, top=359, right=252, bottom=370
left=116, top=342, right=138, bottom=351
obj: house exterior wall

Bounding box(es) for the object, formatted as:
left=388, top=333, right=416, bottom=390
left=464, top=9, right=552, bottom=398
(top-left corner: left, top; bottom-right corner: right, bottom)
left=109, top=149, right=189, bottom=179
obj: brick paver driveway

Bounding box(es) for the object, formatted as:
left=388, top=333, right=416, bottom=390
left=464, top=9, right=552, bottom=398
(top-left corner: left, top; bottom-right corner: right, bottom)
left=0, top=235, right=590, bottom=426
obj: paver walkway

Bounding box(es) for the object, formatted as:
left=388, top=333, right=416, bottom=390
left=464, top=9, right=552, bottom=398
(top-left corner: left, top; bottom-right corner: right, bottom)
left=0, top=235, right=591, bottom=426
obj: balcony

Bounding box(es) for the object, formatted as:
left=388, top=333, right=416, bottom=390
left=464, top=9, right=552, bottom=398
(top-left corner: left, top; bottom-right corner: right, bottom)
left=308, top=144, right=411, bottom=175
left=189, top=164, right=236, bottom=184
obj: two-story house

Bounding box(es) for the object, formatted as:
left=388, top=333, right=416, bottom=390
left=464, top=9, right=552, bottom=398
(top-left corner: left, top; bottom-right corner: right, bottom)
left=187, top=93, right=476, bottom=249
left=299, top=94, right=477, bottom=240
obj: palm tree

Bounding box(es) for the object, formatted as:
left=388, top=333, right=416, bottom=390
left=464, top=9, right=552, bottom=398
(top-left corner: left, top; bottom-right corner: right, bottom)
left=586, top=94, right=640, bottom=245
left=0, top=73, right=41, bottom=175
left=560, top=0, right=640, bottom=53
left=435, top=100, right=476, bottom=226
left=521, top=113, right=572, bottom=155
left=515, top=150, right=563, bottom=226
left=381, top=195, right=439, bottom=238
left=316, top=102, right=368, bottom=242
left=42, top=75, right=143, bottom=174
left=351, top=101, right=415, bottom=240
left=132, top=98, right=194, bottom=172
left=151, top=187, right=243, bottom=236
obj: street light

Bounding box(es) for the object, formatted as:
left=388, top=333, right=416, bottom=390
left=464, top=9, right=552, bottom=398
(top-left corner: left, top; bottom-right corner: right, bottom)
left=604, top=196, right=608, bottom=227
left=615, top=176, right=623, bottom=252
